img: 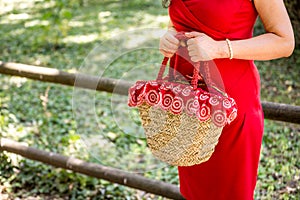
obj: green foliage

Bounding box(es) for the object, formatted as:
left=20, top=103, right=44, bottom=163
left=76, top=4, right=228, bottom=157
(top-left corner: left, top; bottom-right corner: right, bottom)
left=0, top=0, right=299, bottom=199
left=0, top=153, right=15, bottom=182
left=255, top=120, right=300, bottom=199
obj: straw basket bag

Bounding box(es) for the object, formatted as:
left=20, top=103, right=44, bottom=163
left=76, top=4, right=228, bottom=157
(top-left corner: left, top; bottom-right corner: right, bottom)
left=128, top=37, right=237, bottom=166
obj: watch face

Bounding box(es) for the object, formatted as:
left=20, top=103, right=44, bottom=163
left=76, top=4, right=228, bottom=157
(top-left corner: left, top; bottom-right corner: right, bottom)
left=162, top=0, right=171, bottom=8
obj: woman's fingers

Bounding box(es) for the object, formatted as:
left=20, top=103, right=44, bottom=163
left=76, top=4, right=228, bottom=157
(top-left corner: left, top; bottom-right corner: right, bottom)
left=185, top=32, right=205, bottom=38
left=160, top=50, right=175, bottom=58
left=186, top=33, right=214, bottom=61
left=186, top=38, right=201, bottom=61
left=166, top=33, right=180, bottom=45
left=160, top=43, right=177, bottom=57
left=160, top=30, right=216, bottom=60
left=159, top=30, right=180, bottom=57
left=186, top=38, right=195, bottom=46
left=162, top=40, right=179, bottom=51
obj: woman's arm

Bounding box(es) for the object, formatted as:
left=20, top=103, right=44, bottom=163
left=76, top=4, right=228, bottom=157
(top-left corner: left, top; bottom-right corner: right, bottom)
left=230, top=0, right=295, bottom=60
left=186, top=0, right=295, bottom=61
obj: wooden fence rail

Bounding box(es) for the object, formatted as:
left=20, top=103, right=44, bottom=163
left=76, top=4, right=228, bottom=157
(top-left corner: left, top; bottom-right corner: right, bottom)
left=0, top=138, right=184, bottom=199
left=1, top=61, right=300, bottom=124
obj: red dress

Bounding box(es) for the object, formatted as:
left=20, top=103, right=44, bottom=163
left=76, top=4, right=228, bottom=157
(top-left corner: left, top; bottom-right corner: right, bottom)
left=169, top=0, right=264, bottom=199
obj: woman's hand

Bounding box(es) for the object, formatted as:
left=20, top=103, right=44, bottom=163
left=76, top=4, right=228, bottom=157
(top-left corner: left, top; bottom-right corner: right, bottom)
left=185, top=32, right=228, bottom=62
left=159, top=29, right=180, bottom=57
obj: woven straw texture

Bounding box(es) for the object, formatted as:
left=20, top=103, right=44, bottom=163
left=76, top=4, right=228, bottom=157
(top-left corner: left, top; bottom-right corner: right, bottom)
left=138, top=102, right=223, bottom=166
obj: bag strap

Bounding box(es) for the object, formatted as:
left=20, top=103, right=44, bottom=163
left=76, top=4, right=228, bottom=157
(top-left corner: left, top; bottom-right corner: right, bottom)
left=157, top=32, right=210, bottom=90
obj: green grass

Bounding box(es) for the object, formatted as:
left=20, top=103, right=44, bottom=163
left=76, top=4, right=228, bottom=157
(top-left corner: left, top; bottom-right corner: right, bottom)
left=0, top=0, right=299, bottom=199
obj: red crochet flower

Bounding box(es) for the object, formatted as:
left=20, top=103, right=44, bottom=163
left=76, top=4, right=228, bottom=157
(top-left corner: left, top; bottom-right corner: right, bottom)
left=186, top=98, right=200, bottom=115
left=228, top=108, right=238, bottom=124
left=212, top=110, right=226, bottom=127
left=145, top=89, right=160, bottom=106
left=161, top=93, right=174, bottom=109
left=171, top=96, right=184, bottom=114
left=197, top=104, right=211, bottom=121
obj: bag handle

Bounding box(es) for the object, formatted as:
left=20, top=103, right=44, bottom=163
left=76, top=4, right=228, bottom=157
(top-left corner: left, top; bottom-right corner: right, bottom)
left=157, top=32, right=210, bottom=90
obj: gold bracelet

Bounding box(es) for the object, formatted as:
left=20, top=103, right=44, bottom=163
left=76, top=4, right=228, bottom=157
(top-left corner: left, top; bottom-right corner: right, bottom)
left=225, top=39, right=233, bottom=60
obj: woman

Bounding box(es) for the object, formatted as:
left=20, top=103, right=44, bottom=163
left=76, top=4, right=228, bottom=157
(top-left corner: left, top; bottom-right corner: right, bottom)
left=159, top=0, right=294, bottom=199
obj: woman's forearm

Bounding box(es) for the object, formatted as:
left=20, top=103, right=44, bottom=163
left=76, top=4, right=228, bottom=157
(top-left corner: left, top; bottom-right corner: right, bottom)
left=190, top=0, right=294, bottom=61
left=230, top=0, right=295, bottom=61
left=217, top=32, right=295, bottom=60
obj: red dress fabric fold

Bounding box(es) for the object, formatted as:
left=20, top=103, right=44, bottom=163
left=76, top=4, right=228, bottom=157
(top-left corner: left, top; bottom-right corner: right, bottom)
left=168, top=0, right=264, bottom=199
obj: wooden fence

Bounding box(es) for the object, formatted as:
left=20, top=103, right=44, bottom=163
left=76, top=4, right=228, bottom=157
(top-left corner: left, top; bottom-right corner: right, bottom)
left=1, top=61, right=299, bottom=123
left=0, top=61, right=299, bottom=199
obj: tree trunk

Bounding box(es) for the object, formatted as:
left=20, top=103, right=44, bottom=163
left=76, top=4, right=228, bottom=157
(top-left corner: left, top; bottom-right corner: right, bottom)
left=284, top=0, right=300, bottom=48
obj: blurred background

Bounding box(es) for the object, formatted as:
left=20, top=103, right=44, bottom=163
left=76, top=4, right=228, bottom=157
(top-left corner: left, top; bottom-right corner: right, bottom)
left=0, top=0, right=299, bottom=199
